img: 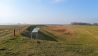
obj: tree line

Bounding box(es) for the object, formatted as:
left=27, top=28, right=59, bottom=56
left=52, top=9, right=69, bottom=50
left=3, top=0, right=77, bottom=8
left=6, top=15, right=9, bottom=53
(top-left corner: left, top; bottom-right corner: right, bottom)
left=71, top=22, right=98, bottom=26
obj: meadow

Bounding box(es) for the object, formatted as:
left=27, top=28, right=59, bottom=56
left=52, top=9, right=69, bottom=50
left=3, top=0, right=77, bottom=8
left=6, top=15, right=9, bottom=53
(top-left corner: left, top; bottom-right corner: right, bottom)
left=0, top=25, right=98, bottom=56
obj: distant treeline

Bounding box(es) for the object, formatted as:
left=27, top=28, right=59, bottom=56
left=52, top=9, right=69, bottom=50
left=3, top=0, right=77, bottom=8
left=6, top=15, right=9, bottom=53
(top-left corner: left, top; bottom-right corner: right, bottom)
left=71, top=22, right=98, bottom=26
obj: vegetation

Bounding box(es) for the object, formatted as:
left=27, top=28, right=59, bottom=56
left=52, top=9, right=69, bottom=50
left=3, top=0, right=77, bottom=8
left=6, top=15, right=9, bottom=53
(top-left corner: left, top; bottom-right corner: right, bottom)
left=0, top=25, right=98, bottom=56
left=71, top=22, right=98, bottom=26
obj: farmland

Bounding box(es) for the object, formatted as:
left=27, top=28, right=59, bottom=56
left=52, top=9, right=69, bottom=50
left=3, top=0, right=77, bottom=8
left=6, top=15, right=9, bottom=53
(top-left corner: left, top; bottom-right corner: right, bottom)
left=0, top=25, right=98, bottom=56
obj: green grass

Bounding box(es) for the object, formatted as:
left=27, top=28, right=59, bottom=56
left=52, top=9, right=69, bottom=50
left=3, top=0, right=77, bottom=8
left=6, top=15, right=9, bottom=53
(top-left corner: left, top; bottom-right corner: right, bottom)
left=0, top=37, right=98, bottom=56
left=0, top=25, right=98, bottom=56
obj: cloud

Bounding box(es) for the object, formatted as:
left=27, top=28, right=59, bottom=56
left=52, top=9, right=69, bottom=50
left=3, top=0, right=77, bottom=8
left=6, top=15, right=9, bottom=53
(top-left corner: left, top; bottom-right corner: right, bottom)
left=53, top=0, right=64, bottom=3
left=33, top=0, right=64, bottom=4
left=54, top=0, right=63, bottom=2
left=0, top=1, right=20, bottom=18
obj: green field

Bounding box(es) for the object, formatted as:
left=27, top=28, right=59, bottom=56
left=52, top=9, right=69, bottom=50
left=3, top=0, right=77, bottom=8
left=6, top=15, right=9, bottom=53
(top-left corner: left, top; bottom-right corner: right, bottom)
left=0, top=25, right=98, bottom=56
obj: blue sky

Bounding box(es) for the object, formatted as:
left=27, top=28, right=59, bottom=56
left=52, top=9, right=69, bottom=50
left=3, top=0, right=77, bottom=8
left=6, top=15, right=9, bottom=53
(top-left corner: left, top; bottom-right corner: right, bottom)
left=0, top=0, right=98, bottom=24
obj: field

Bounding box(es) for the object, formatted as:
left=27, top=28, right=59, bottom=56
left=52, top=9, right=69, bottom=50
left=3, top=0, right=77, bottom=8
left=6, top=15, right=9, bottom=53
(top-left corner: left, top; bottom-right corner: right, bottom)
left=0, top=25, right=98, bottom=56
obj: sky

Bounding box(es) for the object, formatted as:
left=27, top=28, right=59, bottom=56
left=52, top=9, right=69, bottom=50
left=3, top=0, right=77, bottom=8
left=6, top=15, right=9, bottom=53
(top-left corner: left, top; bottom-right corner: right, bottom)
left=0, top=0, right=98, bottom=24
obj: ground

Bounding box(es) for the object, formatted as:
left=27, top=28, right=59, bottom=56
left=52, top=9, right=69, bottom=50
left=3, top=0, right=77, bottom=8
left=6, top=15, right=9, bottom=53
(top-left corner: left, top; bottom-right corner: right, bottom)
left=0, top=25, right=98, bottom=56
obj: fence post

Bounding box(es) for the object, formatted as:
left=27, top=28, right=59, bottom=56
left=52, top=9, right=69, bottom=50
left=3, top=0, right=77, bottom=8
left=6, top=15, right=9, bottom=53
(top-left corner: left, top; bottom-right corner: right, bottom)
left=31, top=32, right=32, bottom=39
left=14, top=29, right=16, bottom=37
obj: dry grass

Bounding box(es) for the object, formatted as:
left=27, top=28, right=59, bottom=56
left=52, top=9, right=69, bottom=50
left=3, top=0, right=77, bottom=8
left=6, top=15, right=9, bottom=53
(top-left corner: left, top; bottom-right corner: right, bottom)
left=0, top=25, right=98, bottom=56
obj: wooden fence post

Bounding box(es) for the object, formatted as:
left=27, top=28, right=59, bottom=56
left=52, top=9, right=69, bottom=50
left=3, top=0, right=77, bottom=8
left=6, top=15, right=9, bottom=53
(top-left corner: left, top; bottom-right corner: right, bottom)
left=14, top=29, right=15, bottom=37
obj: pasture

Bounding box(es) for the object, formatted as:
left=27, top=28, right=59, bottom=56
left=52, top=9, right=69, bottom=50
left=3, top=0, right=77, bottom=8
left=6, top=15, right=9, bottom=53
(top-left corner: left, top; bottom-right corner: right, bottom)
left=0, top=25, right=98, bottom=56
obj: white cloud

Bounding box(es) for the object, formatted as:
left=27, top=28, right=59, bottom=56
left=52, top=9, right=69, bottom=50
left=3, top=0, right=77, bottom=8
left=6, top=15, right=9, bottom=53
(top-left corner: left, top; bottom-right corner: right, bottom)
left=53, top=0, right=64, bottom=3
left=33, top=0, right=64, bottom=3
left=0, top=1, right=20, bottom=18
left=0, top=3, right=12, bottom=17
left=52, top=0, right=64, bottom=3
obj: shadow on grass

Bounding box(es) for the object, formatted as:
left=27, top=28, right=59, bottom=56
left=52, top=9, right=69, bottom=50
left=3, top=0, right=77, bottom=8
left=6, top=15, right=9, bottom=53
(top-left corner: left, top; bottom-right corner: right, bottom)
left=21, top=25, right=57, bottom=41
left=38, top=31, right=57, bottom=41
